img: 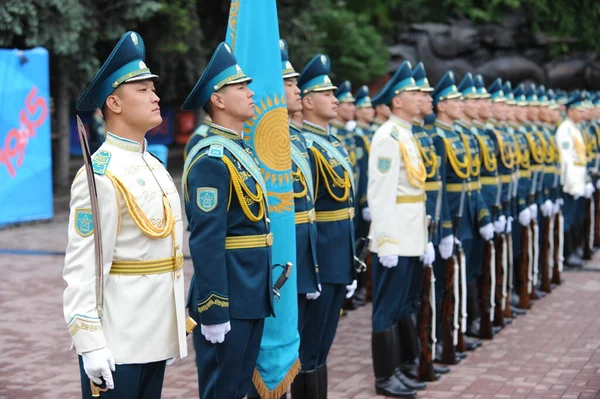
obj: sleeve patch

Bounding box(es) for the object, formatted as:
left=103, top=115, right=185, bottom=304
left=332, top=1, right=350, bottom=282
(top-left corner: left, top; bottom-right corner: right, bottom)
left=74, top=208, right=94, bottom=237
left=208, top=144, right=224, bottom=158
left=377, top=157, right=392, bottom=173
left=92, top=151, right=111, bottom=175
left=197, top=187, right=218, bottom=212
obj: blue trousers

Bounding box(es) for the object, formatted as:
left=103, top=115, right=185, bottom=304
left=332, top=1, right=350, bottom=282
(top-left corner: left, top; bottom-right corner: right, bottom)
left=463, top=236, right=485, bottom=282
left=372, top=255, right=422, bottom=331
left=300, top=283, right=346, bottom=370
left=193, top=318, right=264, bottom=399
left=78, top=356, right=165, bottom=399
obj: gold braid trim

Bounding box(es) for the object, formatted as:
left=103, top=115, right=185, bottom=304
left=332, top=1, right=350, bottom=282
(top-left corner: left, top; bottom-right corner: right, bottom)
left=310, top=147, right=350, bottom=202
left=495, top=133, right=515, bottom=168
left=252, top=359, right=301, bottom=399
left=573, top=135, right=587, bottom=165
left=461, top=134, right=481, bottom=177
left=222, top=156, right=265, bottom=222
left=106, top=172, right=175, bottom=239
left=515, top=137, right=530, bottom=169
left=415, top=139, right=438, bottom=178
left=399, top=140, right=426, bottom=188
left=292, top=170, right=308, bottom=198
left=474, top=135, right=497, bottom=172
left=443, top=138, right=470, bottom=179
left=544, top=134, right=557, bottom=163
left=525, top=131, right=545, bottom=163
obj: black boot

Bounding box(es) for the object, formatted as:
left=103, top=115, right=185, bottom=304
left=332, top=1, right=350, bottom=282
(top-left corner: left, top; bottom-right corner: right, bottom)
left=316, top=364, right=327, bottom=399
left=396, top=316, right=427, bottom=390
left=372, top=326, right=417, bottom=398
left=291, top=368, right=319, bottom=399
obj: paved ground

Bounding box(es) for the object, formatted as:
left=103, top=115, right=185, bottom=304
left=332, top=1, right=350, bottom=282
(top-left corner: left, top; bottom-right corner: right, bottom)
left=2, top=154, right=600, bottom=398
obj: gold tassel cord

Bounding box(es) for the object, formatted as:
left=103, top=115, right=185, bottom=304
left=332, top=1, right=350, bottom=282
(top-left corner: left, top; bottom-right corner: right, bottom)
left=106, top=172, right=175, bottom=239
left=443, top=138, right=470, bottom=179
left=400, top=140, right=426, bottom=188
left=415, top=138, right=438, bottom=178
left=494, top=133, right=515, bottom=169
left=291, top=170, right=308, bottom=198
left=475, top=135, right=498, bottom=173
left=310, top=147, right=351, bottom=202
left=461, top=134, right=481, bottom=177
left=222, top=156, right=265, bottom=222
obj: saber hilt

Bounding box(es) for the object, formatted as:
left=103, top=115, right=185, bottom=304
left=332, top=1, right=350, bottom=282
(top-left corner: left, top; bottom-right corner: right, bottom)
left=272, top=262, right=293, bottom=302
left=354, top=236, right=371, bottom=273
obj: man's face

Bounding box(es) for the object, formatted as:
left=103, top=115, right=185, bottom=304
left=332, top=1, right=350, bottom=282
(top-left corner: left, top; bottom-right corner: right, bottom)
left=395, top=90, right=421, bottom=118
left=111, top=80, right=162, bottom=131
left=303, top=90, right=338, bottom=121
left=527, top=105, right=539, bottom=121
left=492, top=102, right=506, bottom=120
left=505, top=104, right=515, bottom=121
left=284, top=78, right=302, bottom=114
left=376, top=103, right=391, bottom=119
left=356, top=106, right=375, bottom=123
left=442, top=98, right=464, bottom=120
left=464, top=98, right=479, bottom=120
left=218, top=82, right=255, bottom=120
left=416, top=91, right=433, bottom=117
left=337, top=101, right=356, bottom=122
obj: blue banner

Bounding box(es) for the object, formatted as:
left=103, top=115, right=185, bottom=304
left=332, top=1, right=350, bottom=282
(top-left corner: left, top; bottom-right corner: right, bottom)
left=226, top=1, right=300, bottom=397
left=0, top=48, right=53, bottom=226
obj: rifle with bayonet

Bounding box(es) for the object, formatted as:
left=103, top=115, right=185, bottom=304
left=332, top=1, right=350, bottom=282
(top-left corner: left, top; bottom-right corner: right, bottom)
left=502, top=176, right=514, bottom=320
left=492, top=176, right=505, bottom=328
left=441, top=181, right=466, bottom=364
left=418, top=183, right=443, bottom=381
left=529, top=168, right=544, bottom=301
left=518, top=170, right=537, bottom=309
left=541, top=170, right=559, bottom=293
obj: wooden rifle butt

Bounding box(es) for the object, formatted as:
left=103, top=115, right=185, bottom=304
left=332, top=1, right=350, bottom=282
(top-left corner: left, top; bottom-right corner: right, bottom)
left=540, top=216, right=552, bottom=293
left=518, top=224, right=531, bottom=309
left=583, top=197, right=593, bottom=260
left=551, top=212, right=562, bottom=285
left=504, top=233, right=514, bottom=319
left=479, top=240, right=494, bottom=338
left=441, top=257, right=458, bottom=364
left=493, top=235, right=505, bottom=327
left=418, top=267, right=436, bottom=381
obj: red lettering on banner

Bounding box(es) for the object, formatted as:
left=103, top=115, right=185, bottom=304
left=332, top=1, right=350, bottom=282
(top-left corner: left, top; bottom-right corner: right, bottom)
left=0, top=87, right=48, bottom=177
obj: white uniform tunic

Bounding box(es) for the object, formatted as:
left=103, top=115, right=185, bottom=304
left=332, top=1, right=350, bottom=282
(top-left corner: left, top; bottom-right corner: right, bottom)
left=368, top=115, right=427, bottom=257
left=556, top=118, right=586, bottom=197
left=63, top=132, right=187, bottom=364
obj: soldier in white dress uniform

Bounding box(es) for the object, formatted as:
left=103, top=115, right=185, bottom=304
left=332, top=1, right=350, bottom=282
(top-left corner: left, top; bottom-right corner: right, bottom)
left=63, top=31, right=188, bottom=399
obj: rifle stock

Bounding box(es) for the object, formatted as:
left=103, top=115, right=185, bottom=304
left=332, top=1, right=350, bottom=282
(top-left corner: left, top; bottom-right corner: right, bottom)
left=529, top=220, right=539, bottom=301
left=493, top=234, right=505, bottom=327
left=518, top=223, right=531, bottom=309
left=551, top=211, right=562, bottom=285
left=418, top=266, right=436, bottom=381
left=583, top=197, right=593, bottom=260
left=540, top=215, right=552, bottom=293
left=504, top=233, right=514, bottom=319
left=479, top=239, right=494, bottom=339
left=455, top=249, right=466, bottom=353
left=441, top=256, right=458, bottom=364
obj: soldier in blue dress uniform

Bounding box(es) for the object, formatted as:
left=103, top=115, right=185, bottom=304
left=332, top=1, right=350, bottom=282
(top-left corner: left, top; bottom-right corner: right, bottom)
left=350, top=85, right=374, bottom=309
left=410, top=62, right=453, bottom=380
left=183, top=116, right=211, bottom=161
left=181, top=42, right=274, bottom=399
left=368, top=60, right=430, bottom=398
left=430, top=71, right=471, bottom=365
left=276, top=39, right=322, bottom=399
left=330, top=81, right=357, bottom=171
left=453, top=74, right=493, bottom=349
left=298, top=54, right=357, bottom=396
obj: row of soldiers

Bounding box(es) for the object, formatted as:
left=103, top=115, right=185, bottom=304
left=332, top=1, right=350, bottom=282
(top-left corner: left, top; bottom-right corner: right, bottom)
left=63, top=29, right=599, bottom=399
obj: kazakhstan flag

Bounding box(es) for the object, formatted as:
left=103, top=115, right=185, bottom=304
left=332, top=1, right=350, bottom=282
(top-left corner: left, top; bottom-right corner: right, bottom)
left=226, top=1, right=300, bottom=397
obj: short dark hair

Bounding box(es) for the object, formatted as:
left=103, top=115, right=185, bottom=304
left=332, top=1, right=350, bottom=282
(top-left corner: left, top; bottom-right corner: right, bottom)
left=203, top=98, right=214, bottom=118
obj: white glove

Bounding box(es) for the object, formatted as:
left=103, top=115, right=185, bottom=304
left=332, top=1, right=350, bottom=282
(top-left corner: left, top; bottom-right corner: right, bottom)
left=479, top=223, right=494, bottom=241
left=379, top=255, right=399, bottom=268
left=493, top=215, right=506, bottom=234
left=585, top=182, right=595, bottom=198
left=439, top=234, right=454, bottom=260
left=420, top=242, right=435, bottom=265
left=528, top=204, right=538, bottom=220
left=552, top=201, right=560, bottom=215
left=518, top=208, right=531, bottom=226
left=361, top=207, right=372, bottom=222
left=201, top=321, right=231, bottom=344
left=506, top=216, right=513, bottom=233
left=82, top=348, right=116, bottom=390
left=166, top=358, right=176, bottom=366
left=541, top=199, right=553, bottom=217
left=345, top=280, right=357, bottom=299
left=596, top=180, right=600, bottom=190
left=306, top=284, right=322, bottom=300
left=557, top=198, right=564, bottom=206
